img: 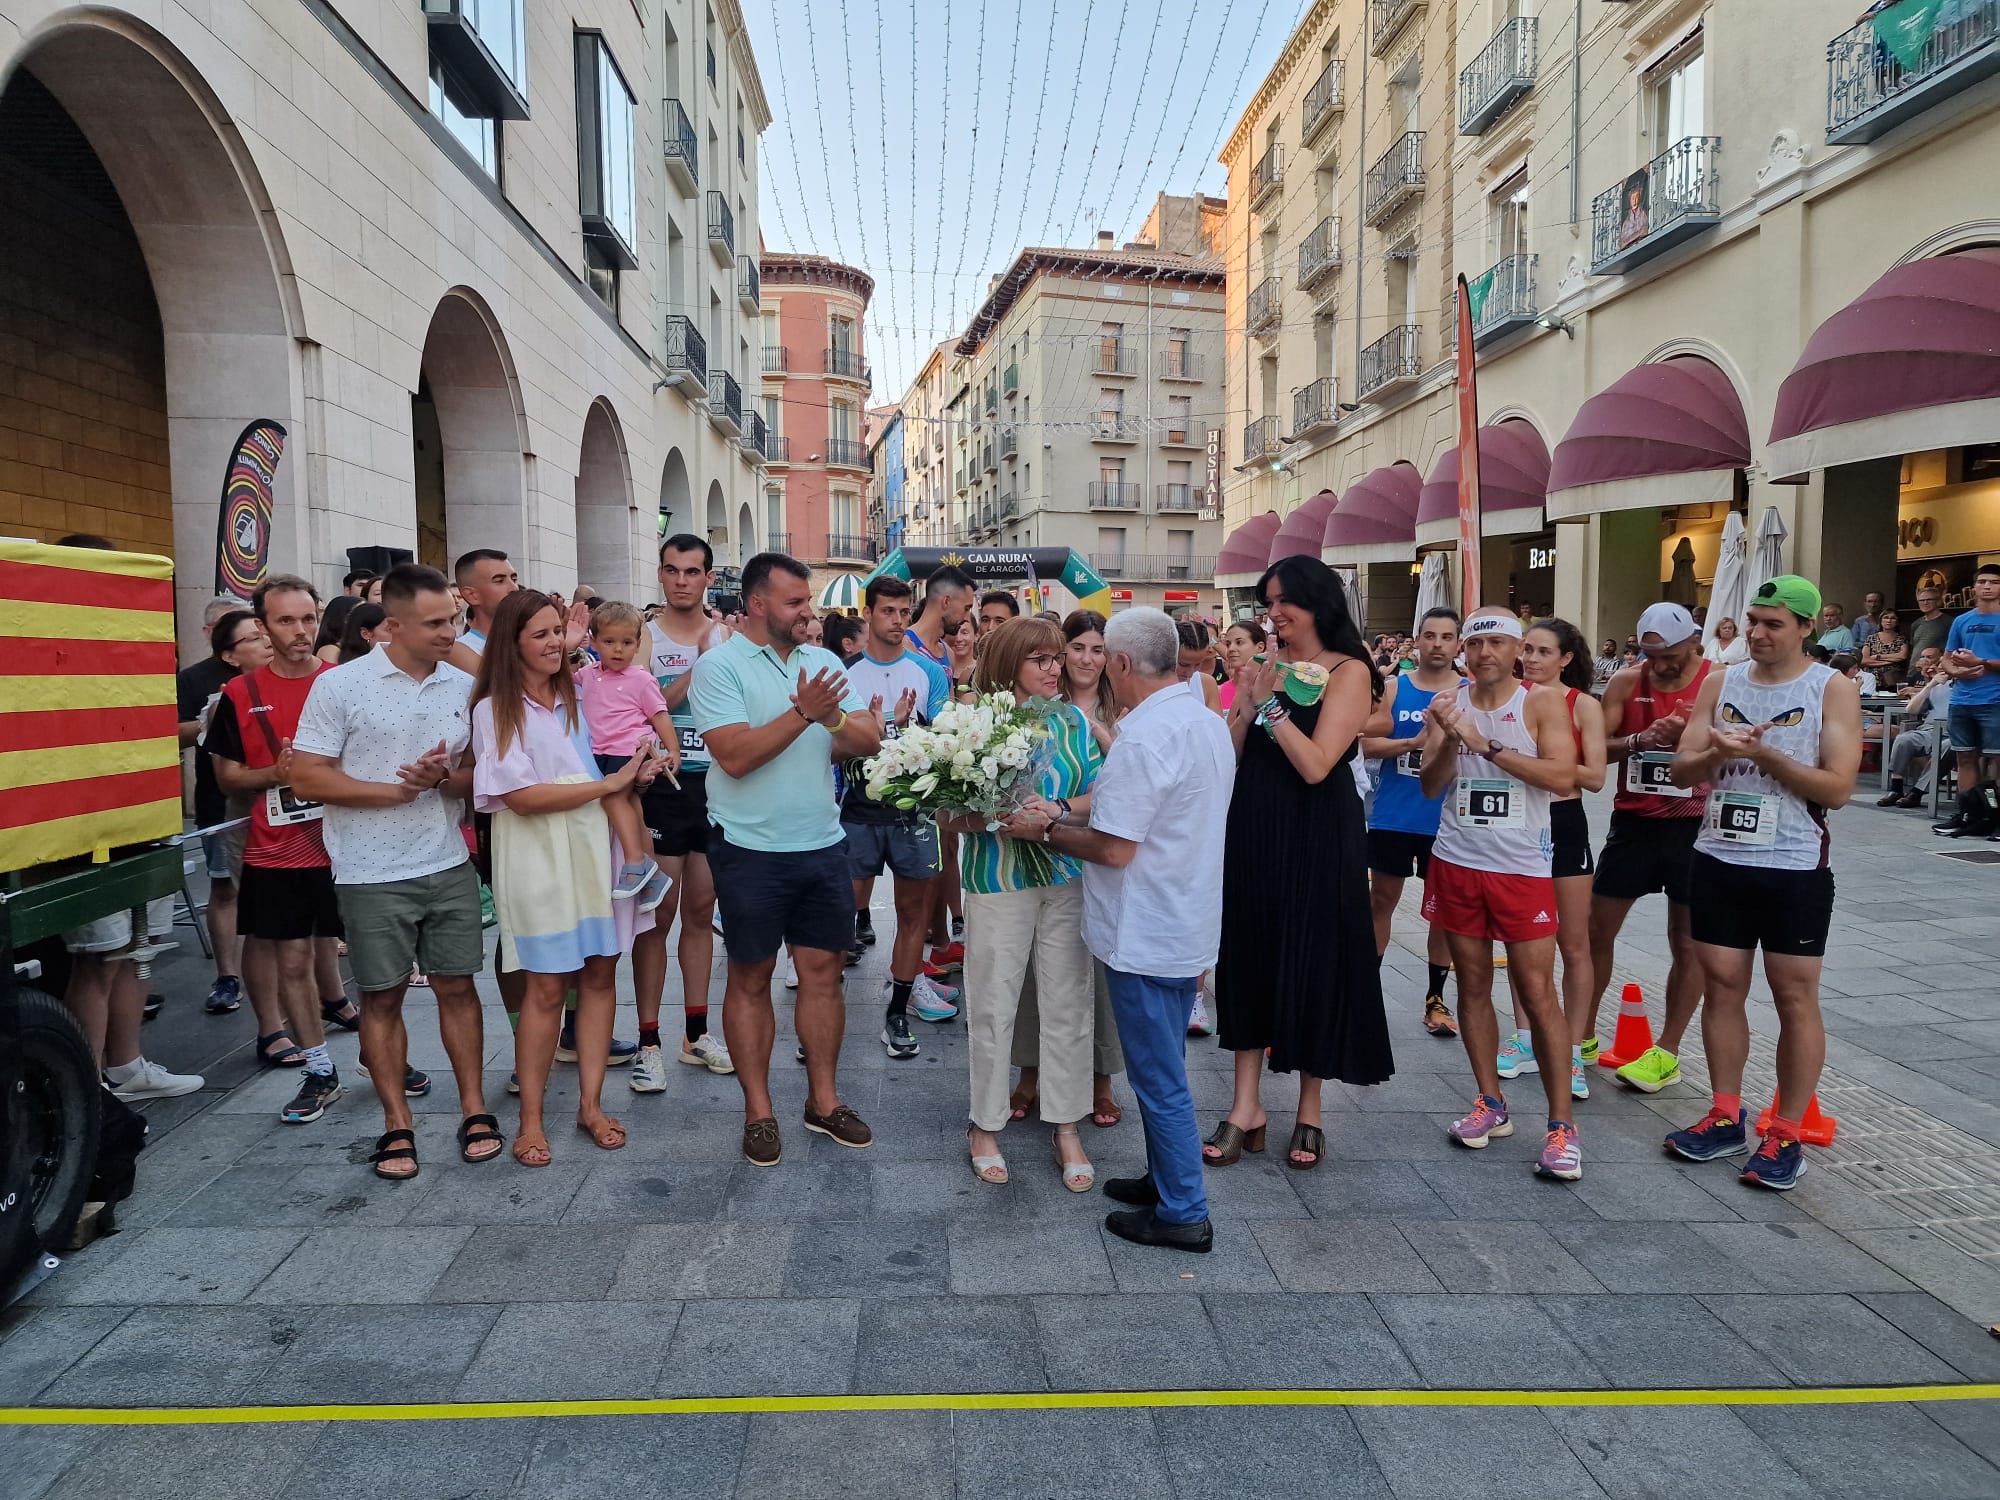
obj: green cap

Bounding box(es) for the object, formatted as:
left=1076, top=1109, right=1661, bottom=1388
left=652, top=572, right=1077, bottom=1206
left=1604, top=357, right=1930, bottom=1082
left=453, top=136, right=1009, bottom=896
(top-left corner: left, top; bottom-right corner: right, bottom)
left=1751, top=574, right=1822, bottom=623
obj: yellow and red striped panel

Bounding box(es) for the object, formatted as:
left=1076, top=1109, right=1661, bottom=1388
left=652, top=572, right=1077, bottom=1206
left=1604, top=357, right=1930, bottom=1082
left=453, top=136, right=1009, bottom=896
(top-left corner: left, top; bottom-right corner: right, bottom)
left=0, top=541, right=181, bottom=871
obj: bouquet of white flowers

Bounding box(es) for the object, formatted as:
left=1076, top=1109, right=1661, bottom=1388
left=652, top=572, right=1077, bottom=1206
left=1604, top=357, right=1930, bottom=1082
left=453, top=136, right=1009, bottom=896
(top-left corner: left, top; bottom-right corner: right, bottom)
left=861, top=691, right=1060, bottom=826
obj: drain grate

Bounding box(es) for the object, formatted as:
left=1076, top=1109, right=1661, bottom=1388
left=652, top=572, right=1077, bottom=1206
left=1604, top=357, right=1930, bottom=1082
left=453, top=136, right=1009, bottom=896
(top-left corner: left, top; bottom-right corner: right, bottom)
left=1934, top=848, right=2000, bottom=864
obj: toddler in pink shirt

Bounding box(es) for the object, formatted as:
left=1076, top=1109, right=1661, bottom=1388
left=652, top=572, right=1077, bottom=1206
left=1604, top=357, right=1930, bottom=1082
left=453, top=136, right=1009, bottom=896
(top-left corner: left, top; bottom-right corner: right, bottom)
left=577, top=602, right=681, bottom=907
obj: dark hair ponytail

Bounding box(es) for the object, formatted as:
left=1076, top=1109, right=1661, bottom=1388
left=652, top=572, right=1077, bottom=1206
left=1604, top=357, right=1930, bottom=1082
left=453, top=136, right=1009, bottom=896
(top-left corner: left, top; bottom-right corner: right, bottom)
left=1531, top=617, right=1594, bottom=693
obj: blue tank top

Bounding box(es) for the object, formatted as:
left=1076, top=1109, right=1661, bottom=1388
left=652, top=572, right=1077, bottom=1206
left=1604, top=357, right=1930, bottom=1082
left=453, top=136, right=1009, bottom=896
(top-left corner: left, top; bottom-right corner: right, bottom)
left=1370, top=673, right=1452, bottom=836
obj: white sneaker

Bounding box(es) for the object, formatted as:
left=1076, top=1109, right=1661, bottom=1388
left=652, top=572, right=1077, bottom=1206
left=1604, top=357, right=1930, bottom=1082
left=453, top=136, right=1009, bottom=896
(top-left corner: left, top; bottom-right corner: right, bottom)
left=108, top=1057, right=203, bottom=1100
left=910, top=971, right=960, bottom=1023
left=780, top=949, right=799, bottom=989
left=1187, top=991, right=1214, bottom=1037
left=629, top=1044, right=669, bottom=1093
left=680, top=1033, right=735, bottom=1074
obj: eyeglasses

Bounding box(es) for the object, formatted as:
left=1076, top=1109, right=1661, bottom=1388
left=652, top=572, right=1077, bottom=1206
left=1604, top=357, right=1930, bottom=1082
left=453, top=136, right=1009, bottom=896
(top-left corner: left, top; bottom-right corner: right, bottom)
left=1024, top=653, right=1063, bottom=671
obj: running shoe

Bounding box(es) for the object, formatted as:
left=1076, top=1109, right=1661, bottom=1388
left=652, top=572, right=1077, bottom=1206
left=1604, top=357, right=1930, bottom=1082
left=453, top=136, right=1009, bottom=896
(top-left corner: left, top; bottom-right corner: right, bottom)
left=1187, top=991, right=1214, bottom=1037
left=1579, top=1034, right=1600, bottom=1065
left=1740, top=1133, right=1807, bottom=1191
left=107, top=1057, right=203, bottom=1101
left=1448, top=1094, right=1513, bottom=1148
left=612, top=859, right=659, bottom=901
left=680, top=1033, right=735, bottom=1074
left=1570, top=1061, right=1590, bottom=1101
left=355, top=1061, right=431, bottom=1097
left=1536, top=1121, right=1583, bottom=1181
left=1423, top=996, right=1458, bottom=1038
left=928, top=941, right=965, bottom=970
left=556, top=1029, right=640, bottom=1065
left=203, top=976, right=243, bottom=1015
left=922, top=960, right=954, bottom=982
left=1496, top=1034, right=1538, bottom=1078
left=911, top=972, right=960, bottom=1023
left=846, top=934, right=865, bottom=967
left=1663, top=1107, right=1749, bottom=1162
left=950, top=914, right=965, bottom=941
left=856, top=913, right=877, bottom=947
left=629, top=1044, right=669, bottom=1093
left=882, top=1012, right=920, bottom=1059
left=781, top=949, right=799, bottom=989
left=1614, top=1045, right=1681, bottom=1093
left=280, top=1070, right=342, bottom=1124
left=637, top=865, right=672, bottom=914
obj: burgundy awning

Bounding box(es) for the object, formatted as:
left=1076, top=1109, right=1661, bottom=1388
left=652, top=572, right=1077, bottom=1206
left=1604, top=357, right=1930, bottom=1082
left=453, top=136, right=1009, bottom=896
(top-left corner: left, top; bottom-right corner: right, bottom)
left=1267, top=491, right=1339, bottom=564
left=1414, top=419, right=1551, bottom=547
left=1215, top=510, right=1283, bottom=586
left=1322, top=461, right=1424, bottom=565
left=1545, top=355, right=1750, bottom=520
left=1767, top=247, right=2000, bottom=480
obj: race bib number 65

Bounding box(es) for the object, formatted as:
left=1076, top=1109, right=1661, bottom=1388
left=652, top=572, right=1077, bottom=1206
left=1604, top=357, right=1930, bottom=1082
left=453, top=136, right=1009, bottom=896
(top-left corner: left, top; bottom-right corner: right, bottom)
left=1703, top=789, right=1776, bottom=847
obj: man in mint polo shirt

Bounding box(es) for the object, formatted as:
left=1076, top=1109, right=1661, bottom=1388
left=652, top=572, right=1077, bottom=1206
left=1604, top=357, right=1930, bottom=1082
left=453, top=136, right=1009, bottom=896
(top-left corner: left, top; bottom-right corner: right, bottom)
left=690, top=552, right=884, bottom=1166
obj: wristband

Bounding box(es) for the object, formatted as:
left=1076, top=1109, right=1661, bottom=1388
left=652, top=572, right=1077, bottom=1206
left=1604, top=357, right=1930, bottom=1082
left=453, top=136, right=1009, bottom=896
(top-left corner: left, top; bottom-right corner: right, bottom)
left=793, top=704, right=813, bottom=724
left=829, top=710, right=849, bottom=734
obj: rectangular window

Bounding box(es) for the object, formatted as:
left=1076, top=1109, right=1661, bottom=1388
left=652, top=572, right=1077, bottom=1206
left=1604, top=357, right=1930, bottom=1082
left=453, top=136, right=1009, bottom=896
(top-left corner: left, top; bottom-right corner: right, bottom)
left=1168, top=459, right=1192, bottom=486
left=1097, top=526, right=1127, bottom=566
left=1099, top=388, right=1123, bottom=425
left=830, top=401, right=854, bottom=441
left=830, top=316, right=854, bottom=354
left=1167, top=528, right=1193, bottom=565
left=766, top=485, right=783, bottom=540
left=1493, top=168, right=1529, bottom=260
left=1099, top=458, right=1125, bottom=486
left=429, top=61, right=499, bottom=178
left=423, top=0, right=528, bottom=120
left=575, top=32, right=637, bottom=273
left=1647, top=32, right=1705, bottom=145
left=1168, top=395, right=1192, bottom=436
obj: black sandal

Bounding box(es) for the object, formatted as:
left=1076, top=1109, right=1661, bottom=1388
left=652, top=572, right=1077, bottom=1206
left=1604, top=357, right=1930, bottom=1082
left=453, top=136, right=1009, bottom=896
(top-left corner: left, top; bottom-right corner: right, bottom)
left=368, top=1129, right=418, bottom=1180
left=1286, top=1122, right=1325, bottom=1172
left=457, top=1113, right=505, bottom=1163
left=257, top=1031, right=307, bottom=1068
left=321, top=998, right=362, bottom=1032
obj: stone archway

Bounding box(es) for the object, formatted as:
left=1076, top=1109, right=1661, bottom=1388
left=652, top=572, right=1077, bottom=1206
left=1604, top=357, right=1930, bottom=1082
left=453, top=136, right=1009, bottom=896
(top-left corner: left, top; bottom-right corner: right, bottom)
left=659, top=447, right=692, bottom=542
left=735, top=501, right=757, bottom=562
left=413, top=288, right=529, bottom=573
left=575, top=398, right=634, bottom=598
left=705, top=479, right=729, bottom=557
left=1, top=15, right=301, bottom=642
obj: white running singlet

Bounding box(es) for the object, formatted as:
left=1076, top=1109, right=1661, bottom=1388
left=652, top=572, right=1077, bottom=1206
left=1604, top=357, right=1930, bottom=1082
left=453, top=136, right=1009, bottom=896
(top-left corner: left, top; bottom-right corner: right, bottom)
left=1694, top=660, right=1837, bottom=872
left=1431, top=684, right=1553, bottom=877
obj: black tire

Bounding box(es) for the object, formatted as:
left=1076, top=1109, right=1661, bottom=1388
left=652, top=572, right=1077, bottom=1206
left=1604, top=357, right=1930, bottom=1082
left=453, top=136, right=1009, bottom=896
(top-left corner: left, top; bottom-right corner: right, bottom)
left=0, top=987, right=101, bottom=1292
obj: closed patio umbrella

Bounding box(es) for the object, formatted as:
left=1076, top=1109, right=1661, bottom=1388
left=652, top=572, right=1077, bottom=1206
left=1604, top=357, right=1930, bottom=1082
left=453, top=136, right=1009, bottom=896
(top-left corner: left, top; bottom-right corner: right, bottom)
left=1703, top=509, right=1748, bottom=653
left=1337, top=566, right=1364, bottom=632
left=1412, top=551, right=1452, bottom=636
left=1753, top=505, right=1788, bottom=583
left=1665, top=537, right=1699, bottom=607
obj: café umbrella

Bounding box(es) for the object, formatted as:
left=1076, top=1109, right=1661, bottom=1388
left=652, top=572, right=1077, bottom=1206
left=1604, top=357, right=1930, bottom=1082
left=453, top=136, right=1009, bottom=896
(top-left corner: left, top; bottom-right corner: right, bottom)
left=1753, top=505, right=1789, bottom=582
left=1703, top=509, right=1748, bottom=653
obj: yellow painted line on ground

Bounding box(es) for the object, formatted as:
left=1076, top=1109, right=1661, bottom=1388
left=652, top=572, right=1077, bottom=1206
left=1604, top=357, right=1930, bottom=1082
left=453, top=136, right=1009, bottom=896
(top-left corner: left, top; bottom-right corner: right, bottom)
left=6, top=1384, right=1999, bottom=1426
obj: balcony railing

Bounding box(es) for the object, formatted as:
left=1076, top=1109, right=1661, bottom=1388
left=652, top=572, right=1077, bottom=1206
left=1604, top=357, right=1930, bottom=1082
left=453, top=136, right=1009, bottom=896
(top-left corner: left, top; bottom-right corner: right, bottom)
left=1246, top=276, right=1282, bottom=336
left=974, top=501, right=996, bottom=532
left=1088, top=552, right=1216, bottom=581
left=1003, top=363, right=1019, bottom=395
left=765, top=531, right=791, bottom=555
left=1460, top=16, right=1539, bottom=135
left=1364, top=131, right=1425, bottom=224
left=1155, top=484, right=1200, bottom=511
left=1094, top=341, right=1137, bottom=376
left=1292, top=377, right=1337, bottom=435
left=1589, top=135, right=1722, bottom=275
left=663, top=314, right=707, bottom=390
left=761, top=345, right=789, bottom=373
left=1092, top=416, right=1141, bottom=443
left=1242, top=415, right=1282, bottom=464
left=1828, top=0, right=2000, bottom=143
left=1357, top=323, right=1422, bottom=401
left=982, top=442, right=997, bottom=473
left=1302, top=57, right=1345, bottom=144
left=1000, top=430, right=1019, bottom=459
left=1088, top=482, right=1142, bottom=510
left=1250, top=142, right=1282, bottom=211
left=737, top=255, right=760, bottom=311
left=999, top=493, right=1020, bottom=522
left=709, top=369, right=742, bottom=435
left=826, top=533, right=876, bottom=562
left=1468, top=252, right=1538, bottom=345
left=825, top=437, right=868, bottom=470
left=1297, top=215, right=1341, bottom=291
left=1371, top=0, right=1425, bottom=56
left=705, top=191, right=734, bottom=263
left=824, top=347, right=870, bottom=384
left=662, top=98, right=698, bottom=192
left=741, top=408, right=766, bottom=461
left=765, top=434, right=790, bottom=464
left=1161, top=420, right=1206, bottom=449
left=1159, top=350, right=1203, bottom=381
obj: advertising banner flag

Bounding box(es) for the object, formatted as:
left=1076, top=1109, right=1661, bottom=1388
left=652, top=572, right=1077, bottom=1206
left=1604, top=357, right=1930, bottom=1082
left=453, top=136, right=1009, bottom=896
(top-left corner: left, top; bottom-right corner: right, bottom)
left=1454, top=276, right=1483, bottom=614
left=213, top=419, right=287, bottom=600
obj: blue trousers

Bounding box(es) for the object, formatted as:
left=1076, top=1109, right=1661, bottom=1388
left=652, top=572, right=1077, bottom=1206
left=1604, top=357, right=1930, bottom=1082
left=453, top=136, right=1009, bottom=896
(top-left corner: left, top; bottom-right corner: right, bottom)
left=1103, top=967, right=1209, bottom=1226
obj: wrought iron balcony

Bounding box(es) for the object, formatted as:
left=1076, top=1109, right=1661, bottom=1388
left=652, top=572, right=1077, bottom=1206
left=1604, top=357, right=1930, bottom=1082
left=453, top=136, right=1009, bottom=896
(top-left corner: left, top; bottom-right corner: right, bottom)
left=740, top=409, right=766, bottom=462
left=737, top=255, right=760, bottom=312
left=706, top=191, right=734, bottom=264
left=1001, top=430, right=1019, bottom=459
left=1092, top=417, right=1141, bottom=443
left=999, top=493, right=1020, bottom=522
left=1159, top=350, right=1203, bottom=381
left=985, top=386, right=999, bottom=413
left=1246, top=277, right=1282, bottom=337
left=1292, top=377, right=1337, bottom=435
left=663, top=314, right=707, bottom=391
left=824, top=347, right=870, bottom=384
left=1460, top=16, right=1538, bottom=135
left=1095, top=341, right=1137, bottom=376
left=1302, top=57, right=1345, bottom=145
left=1589, top=135, right=1722, bottom=275
left=1297, top=216, right=1341, bottom=291
left=1088, top=552, right=1216, bottom=581
left=1371, top=0, right=1425, bottom=56
left=974, top=501, right=996, bottom=532
left=766, top=531, right=791, bottom=555
left=982, top=441, right=997, bottom=473
left=1003, top=363, right=1020, bottom=395
left=1468, top=252, right=1537, bottom=345
left=709, top=369, right=742, bottom=435
left=1155, top=484, right=1200, bottom=511
left=1356, top=324, right=1422, bottom=401
left=955, top=465, right=969, bottom=494
left=1242, top=415, right=1282, bottom=464
left=1364, top=131, right=1425, bottom=224
left=1828, top=0, right=2000, bottom=143
left=826, top=533, right=876, bottom=562
left=764, top=434, right=790, bottom=464
left=1088, top=482, right=1141, bottom=510
left=761, top=345, right=789, bottom=373
left=825, top=437, right=868, bottom=470
left=662, top=98, right=698, bottom=193
left=1250, top=142, right=1283, bottom=211
left=1160, top=420, right=1206, bottom=449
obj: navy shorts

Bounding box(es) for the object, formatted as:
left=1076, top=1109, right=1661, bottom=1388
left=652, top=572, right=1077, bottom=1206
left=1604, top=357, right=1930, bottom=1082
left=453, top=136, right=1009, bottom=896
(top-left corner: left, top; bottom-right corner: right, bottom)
left=708, top=834, right=854, bottom=964
left=1367, top=828, right=1435, bottom=880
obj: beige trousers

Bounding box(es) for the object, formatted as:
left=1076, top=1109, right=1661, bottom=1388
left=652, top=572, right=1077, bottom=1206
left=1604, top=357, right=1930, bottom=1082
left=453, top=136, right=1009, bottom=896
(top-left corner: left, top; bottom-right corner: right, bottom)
left=964, top=882, right=1093, bottom=1131
left=1010, top=960, right=1125, bottom=1075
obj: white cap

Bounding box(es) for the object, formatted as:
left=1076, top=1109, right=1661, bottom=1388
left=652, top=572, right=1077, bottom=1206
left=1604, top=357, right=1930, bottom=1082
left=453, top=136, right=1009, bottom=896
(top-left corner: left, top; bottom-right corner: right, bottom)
left=1635, top=602, right=1698, bottom=646
left=1462, top=611, right=1525, bottom=642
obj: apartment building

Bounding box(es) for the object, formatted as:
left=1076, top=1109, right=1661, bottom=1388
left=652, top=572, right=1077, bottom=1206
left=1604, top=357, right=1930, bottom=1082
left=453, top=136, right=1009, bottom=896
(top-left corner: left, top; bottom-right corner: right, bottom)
left=867, top=404, right=905, bottom=554
left=758, top=251, right=874, bottom=593
left=946, top=194, right=1230, bottom=616
left=0, top=0, right=771, bottom=640
left=899, top=342, right=956, bottom=549
left=1217, top=0, right=2000, bottom=643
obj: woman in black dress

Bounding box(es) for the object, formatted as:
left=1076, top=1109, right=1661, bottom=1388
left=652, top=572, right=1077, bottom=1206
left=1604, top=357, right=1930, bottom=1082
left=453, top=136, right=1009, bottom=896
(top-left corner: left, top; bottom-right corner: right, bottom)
left=1211, top=555, right=1394, bottom=1169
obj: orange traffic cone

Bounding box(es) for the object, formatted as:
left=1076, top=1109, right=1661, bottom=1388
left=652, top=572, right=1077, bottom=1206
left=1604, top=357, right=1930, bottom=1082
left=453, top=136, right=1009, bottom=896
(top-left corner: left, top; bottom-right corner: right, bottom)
left=1756, top=1092, right=1838, bottom=1146
left=1596, top=983, right=1655, bottom=1069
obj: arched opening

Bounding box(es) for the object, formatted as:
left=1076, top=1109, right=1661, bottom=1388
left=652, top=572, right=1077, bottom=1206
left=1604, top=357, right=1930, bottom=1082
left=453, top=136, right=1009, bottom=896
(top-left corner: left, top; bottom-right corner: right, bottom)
left=736, top=501, right=757, bottom=561
left=1, top=18, right=298, bottom=641
left=659, top=447, right=692, bottom=543
left=413, top=288, right=528, bottom=574
left=705, top=479, right=729, bottom=559
left=575, top=399, right=634, bottom=597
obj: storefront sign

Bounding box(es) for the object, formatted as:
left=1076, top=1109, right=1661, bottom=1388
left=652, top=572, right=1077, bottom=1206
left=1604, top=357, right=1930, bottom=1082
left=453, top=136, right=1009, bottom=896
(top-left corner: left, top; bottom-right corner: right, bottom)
left=1164, top=590, right=1199, bottom=602
left=1110, top=589, right=1133, bottom=603
left=1527, top=545, right=1557, bottom=570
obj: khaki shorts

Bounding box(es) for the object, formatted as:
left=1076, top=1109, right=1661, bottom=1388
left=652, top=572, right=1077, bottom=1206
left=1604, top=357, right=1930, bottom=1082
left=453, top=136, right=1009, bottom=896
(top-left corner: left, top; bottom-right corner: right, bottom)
left=64, top=897, right=175, bottom=955
left=334, top=861, right=486, bottom=994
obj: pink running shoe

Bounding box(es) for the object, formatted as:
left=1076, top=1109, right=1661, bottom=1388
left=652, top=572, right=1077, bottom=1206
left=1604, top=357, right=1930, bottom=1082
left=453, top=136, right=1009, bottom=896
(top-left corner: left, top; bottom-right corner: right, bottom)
left=1448, top=1094, right=1513, bottom=1148
left=1535, top=1120, right=1583, bottom=1181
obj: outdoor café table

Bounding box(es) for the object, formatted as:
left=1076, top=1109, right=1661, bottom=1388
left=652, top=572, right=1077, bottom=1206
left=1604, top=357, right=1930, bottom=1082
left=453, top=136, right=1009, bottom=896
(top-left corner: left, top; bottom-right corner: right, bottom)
left=1863, top=696, right=1905, bottom=793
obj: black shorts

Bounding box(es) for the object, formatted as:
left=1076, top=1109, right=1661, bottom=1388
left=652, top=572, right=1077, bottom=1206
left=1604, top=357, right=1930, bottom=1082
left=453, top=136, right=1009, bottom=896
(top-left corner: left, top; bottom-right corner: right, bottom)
left=1688, top=852, right=1835, bottom=957
left=1592, top=810, right=1699, bottom=905
left=642, top=770, right=711, bottom=858
left=707, top=834, right=854, bottom=964
left=238, top=864, right=344, bottom=942
left=1551, top=799, right=1595, bottom=880
left=1368, top=828, right=1436, bottom=880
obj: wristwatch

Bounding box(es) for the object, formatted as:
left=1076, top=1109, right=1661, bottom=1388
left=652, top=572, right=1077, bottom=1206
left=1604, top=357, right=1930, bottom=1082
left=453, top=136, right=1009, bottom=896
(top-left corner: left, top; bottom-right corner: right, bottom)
left=1055, top=797, right=1073, bottom=818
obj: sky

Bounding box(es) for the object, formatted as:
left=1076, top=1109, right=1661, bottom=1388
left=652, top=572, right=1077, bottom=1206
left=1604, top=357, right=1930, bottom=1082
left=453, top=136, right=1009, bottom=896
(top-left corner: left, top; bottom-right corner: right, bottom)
left=740, top=0, right=1313, bottom=400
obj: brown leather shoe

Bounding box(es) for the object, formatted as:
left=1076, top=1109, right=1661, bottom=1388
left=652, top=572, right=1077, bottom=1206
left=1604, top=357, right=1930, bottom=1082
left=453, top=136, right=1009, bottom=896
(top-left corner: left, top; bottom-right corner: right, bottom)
left=742, top=1116, right=782, bottom=1166
left=803, top=1102, right=873, bottom=1148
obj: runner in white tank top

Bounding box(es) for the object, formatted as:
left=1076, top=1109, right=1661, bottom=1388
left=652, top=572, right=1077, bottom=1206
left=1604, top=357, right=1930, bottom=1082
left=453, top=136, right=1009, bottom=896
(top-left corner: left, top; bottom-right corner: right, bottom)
left=1417, top=609, right=1582, bottom=1179
left=1664, top=575, right=1863, bottom=1192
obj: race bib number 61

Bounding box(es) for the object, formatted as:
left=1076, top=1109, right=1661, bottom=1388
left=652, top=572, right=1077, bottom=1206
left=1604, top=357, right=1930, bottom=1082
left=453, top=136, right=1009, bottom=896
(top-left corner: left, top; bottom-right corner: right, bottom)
left=1457, top=777, right=1524, bottom=828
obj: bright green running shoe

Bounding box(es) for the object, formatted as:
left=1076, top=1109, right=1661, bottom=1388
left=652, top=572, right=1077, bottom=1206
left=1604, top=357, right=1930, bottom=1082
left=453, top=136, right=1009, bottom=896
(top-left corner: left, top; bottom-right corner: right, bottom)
left=1580, top=1035, right=1601, bottom=1065
left=1614, top=1045, right=1681, bottom=1093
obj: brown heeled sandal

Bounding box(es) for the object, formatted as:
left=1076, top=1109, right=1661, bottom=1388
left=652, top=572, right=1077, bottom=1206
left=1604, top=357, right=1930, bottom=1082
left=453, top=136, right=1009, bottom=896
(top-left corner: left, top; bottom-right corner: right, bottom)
left=1201, top=1120, right=1268, bottom=1165
left=1286, top=1122, right=1325, bottom=1171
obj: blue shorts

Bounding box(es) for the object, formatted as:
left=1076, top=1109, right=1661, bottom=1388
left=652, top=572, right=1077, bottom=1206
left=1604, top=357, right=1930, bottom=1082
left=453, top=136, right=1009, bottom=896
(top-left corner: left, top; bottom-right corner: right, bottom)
left=708, top=834, right=853, bottom=964
left=1947, top=700, right=2000, bottom=756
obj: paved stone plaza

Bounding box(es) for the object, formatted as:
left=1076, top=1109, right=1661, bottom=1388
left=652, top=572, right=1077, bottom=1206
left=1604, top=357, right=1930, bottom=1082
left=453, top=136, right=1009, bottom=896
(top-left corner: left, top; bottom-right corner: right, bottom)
left=4, top=790, right=2000, bottom=1498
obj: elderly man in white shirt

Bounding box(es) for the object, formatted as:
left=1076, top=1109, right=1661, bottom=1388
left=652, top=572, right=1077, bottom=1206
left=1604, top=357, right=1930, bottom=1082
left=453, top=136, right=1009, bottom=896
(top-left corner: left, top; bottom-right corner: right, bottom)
left=1018, top=608, right=1235, bottom=1253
